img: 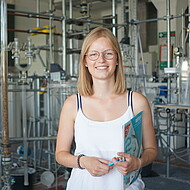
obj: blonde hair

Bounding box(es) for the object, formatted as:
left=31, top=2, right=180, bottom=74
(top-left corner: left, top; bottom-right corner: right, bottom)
left=78, top=27, right=126, bottom=96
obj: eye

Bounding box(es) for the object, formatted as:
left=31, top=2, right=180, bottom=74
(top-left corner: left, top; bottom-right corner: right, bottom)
left=89, top=52, right=98, bottom=57
left=104, top=50, right=115, bottom=58
left=106, top=52, right=114, bottom=56
left=105, top=50, right=115, bottom=56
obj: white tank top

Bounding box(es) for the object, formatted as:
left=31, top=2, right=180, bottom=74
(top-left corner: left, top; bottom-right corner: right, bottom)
left=66, top=91, right=145, bottom=190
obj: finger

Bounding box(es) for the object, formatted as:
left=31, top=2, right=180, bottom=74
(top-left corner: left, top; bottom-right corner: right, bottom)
left=97, top=160, right=111, bottom=172
left=112, top=157, right=120, bottom=163
left=117, top=166, right=128, bottom=176
left=98, top=158, right=111, bottom=165
left=117, top=152, right=130, bottom=158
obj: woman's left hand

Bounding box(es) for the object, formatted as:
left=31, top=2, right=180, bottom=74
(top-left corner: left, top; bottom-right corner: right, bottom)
left=112, top=152, right=141, bottom=175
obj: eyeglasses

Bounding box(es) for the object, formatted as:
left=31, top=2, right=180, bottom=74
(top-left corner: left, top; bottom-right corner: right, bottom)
left=85, top=49, right=116, bottom=61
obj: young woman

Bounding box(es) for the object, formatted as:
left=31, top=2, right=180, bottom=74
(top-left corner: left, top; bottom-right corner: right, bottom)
left=56, top=27, right=157, bottom=190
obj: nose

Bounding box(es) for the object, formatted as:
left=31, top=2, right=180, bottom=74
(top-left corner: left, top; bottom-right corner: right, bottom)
left=98, top=52, right=105, bottom=62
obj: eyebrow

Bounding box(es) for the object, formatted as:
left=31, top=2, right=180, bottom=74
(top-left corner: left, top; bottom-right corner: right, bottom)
left=88, top=49, right=114, bottom=52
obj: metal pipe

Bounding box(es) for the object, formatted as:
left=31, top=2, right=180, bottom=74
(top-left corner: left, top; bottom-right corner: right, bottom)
left=62, top=0, right=67, bottom=71
left=46, top=88, right=52, bottom=170
left=121, top=0, right=126, bottom=38
left=9, top=136, right=57, bottom=142
left=7, top=10, right=112, bottom=26
left=138, top=26, right=147, bottom=96
left=164, top=133, right=190, bottom=138
left=187, top=0, right=190, bottom=149
left=181, top=9, right=184, bottom=48
left=36, top=50, right=46, bottom=67
left=166, top=0, right=171, bottom=178
left=1, top=0, right=12, bottom=189
left=34, top=79, right=40, bottom=168
left=188, top=0, right=190, bottom=58
left=7, top=28, right=62, bottom=36
left=129, top=0, right=138, bottom=87
left=48, top=0, right=54, bottom=70
left=22, top=85, right=29, bottom=186
left=26, top=38, right=33, bottom=69
left=8, top=8, right=62, bottom=21
left=69, top=0, right=74, bottom=76
left=7, top=7, right=190, bottom=26
left=36, top=0, right=40, bottom=27
left=166, top=0, right=171, bottom=103
left=0, top=154, right=2, bottom=188
left=112, top=0, right=116, bottom=36
left=36, top=79, right=41, bottom=153
left=13, top=38, right=20, bottom=69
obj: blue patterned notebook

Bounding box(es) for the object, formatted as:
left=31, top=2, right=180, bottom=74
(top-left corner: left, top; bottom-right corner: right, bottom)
left=122, top=111, right=143, bottom=188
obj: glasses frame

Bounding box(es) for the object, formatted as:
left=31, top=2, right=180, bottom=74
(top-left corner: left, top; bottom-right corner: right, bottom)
left=85, top=49, right=117, bottom=61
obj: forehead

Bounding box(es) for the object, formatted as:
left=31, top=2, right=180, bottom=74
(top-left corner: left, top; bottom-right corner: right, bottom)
left=88, top=37, right=113, bottom=51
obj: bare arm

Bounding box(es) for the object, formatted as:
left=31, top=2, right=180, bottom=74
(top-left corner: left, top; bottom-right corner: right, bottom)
left=113, top=92, right=157, bottom=175
left=55, top=94, right=79, bottom=168
left=133, top=92, right=157, bottom=168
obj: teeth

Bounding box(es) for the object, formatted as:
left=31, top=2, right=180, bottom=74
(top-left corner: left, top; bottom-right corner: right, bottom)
left=96, top=66, right=107, bottom=69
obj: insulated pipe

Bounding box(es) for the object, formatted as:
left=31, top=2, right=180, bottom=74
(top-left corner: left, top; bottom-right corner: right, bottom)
left=112, top=0, right=116, bottom=36
left=62, top=0, right=66, bottom=71
left=1, top=0, right=11, bottom=189
left=1, top=0, right=9, bottom=160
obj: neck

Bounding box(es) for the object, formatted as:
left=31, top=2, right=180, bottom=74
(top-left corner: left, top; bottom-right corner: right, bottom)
left=92, top=79, right=115, bottom=98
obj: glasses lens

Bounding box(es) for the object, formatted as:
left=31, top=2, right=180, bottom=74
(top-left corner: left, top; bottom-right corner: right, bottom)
left=87, top=51, right=99, bottom=61
left=104, top=50, right=115, bottom=60
left=86, top=50, right=116, bottom=61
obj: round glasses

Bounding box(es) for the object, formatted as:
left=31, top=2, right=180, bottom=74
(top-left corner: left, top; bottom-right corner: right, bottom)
left=85, top=49, right=116, bottom=61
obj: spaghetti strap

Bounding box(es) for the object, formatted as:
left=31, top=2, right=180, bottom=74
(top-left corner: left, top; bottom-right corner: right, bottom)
left=76, top=93, right=82, bottom=110
left=128, top=90, right=134, bottom=113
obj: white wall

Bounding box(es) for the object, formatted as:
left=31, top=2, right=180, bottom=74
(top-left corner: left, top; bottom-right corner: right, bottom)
left=176, top=0, right=188, bottom=47
left=14, top=0, right=49, bottom=42
left=151, top=0, right=188, bottom=47
left=12, top=0, right=127, bottom=75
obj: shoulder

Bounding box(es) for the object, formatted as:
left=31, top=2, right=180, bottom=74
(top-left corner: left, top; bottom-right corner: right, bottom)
left=132, top=91, right=148, bottom=103
left=63, top=93, right=77, bottom=107
left=60, top=94, right=77, bottom=117
left=132, top=91, right=150, bottom=114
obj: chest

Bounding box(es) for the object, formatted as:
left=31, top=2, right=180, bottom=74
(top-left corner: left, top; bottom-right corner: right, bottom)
left=82, top=97, right=128, bottom=122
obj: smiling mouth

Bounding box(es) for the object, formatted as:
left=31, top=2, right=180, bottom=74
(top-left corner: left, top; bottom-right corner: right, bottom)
left=96, top=66, right=108, bottom=70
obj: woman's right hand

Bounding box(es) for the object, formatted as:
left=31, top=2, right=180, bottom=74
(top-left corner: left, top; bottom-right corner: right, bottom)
left=80, top=156, right=113, bottom=177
